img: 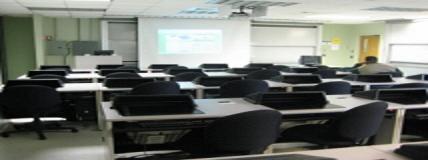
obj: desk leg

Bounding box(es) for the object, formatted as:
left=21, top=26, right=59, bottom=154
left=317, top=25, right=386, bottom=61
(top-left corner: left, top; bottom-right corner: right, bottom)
left=92, top=78, right=97, bottom=83
left=104, top=121, right=114, bottom=160
left=196, top=89, right=204, bottom=99
left=286, top=86, right=293, bottom=92
left=364, top=85, right=370, bottom=91
left=96, top=90, right=104, bottom=130
left=165, top=77, right=170, bottom=81
left=392, top=109, right=406, bottom=144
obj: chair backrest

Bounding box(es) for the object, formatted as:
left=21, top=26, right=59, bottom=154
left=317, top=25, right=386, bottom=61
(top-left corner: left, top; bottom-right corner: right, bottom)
left=205, top=110, right=282, bottom=154
left=220, top=80, right=269, bottom=98
left=315, top=81, right=351, bottom=95
left=174, top=72, right=208, bottom=81
left=0, top=85, right=62, bottom=118
left=116, top=66, right=140, bottom=71
left=245, top=69, right=281, bottom=80
left=131, top=81, right=181, bottom=95
left=391, top=83, right=428, bottom=89
left=267, top=65, right=292, bottom=72
left=313, top=69, right=337, bottom=78
left=199, top=63, right=229, bottom=69
left=331, top=102, right=387, bottom=142
left=30, top=74, right=68, bottom=83
left=105, top=72, right=141, bottom=78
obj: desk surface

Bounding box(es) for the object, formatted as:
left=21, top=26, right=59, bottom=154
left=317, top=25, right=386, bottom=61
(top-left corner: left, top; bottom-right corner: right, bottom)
left=102, top=95, right=428, bottom=122
left=194, top=145, right=408, bottom=160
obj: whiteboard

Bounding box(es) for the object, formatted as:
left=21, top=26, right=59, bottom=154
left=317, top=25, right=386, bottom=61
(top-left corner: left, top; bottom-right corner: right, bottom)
left=389, top=44, right=428, bottom=64
left=251, top=25, right=319, bottom=63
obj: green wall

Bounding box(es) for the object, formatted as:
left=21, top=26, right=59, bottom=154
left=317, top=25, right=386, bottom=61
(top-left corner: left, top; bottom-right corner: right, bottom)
left=33, top=16, right=101, bottom=66
left=322, top=22, right=385, bottom=67
left=3, top=17, right=36, bottom=80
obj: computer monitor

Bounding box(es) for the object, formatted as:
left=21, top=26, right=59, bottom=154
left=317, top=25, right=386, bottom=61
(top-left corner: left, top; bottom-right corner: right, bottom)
left=343, top=74, right=394, bottom=83
left=103, top=78, right=155, bottom=88
left=148, top=64, right=179, bottom=70
left=292, top=67, right=319, bottom=73
left=93, top=50, right=114, bottom=56
left=193, top=76, right=243, bottom=86
left=40, top=65, right=71, bottom=71
left=96, top=64, right=124, bottom=70
left=99, top=69, right=137, bottom=76
left=199, top=63, right=229, bottom=69
left=407, top=74, right=428, bottom=81
left=165, top=68, right=204, bottom=75
left=245, top=63, right=274, bottom=69
left=299, top=56, right=322, bottom=65
left=113, top=94, right=198, bottom=116
left=27, top=70, right=68, bottom=77
left=353, top=88, right=427, bottom=104
left=271, top=75, right=322, bottom=84
left=245, top=92, right=329, bottom=110
left=227, top=68, right=263, bottom=74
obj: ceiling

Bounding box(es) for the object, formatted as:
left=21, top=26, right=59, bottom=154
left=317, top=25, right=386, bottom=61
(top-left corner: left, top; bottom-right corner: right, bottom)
left=2, top=0, right=428, bottom=23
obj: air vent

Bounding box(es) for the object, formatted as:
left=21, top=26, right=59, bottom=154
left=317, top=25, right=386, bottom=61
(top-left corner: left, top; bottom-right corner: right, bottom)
left=207, top=0, right=298, bottom=8
left=179, top=8, right=219, bottom=14
left=364, top=7, right=428, bottom=12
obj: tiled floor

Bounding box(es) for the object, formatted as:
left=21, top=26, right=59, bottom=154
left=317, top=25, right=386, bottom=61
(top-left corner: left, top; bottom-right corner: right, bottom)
left=0, top=124, right=107, bottom=160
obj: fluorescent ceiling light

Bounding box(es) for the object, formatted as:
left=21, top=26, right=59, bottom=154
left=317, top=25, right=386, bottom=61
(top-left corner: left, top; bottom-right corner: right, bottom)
left=305, top=14, right=370, bottom=20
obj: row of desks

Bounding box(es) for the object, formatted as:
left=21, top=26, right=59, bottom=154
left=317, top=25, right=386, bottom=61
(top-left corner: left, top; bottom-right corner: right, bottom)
left=197, top=142, right=416, bottom=160
left=101, top=95, right=428, bottom=159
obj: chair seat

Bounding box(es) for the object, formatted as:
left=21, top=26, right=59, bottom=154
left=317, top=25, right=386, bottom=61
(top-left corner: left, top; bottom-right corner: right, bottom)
left=280, top=124, right=356, bottom=147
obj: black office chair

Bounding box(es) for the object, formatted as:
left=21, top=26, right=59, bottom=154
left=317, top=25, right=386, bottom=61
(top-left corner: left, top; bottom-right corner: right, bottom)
left=280, top=102, right=387, bottom=148
left=131, top=81, right=180, bottom=95
left=220, top=80, right=269, bottom=98
left=116, top=66, right=140, bottom=71
left=313, top=69, right=337, bottom=79
left=267, top=65, right=293, bottom=72
left=314, top=81, right=352, bottom=95
left=0, top=85, right=78, bottom=140
left=31, top=74, right=68, bottom=83
left=177, top=110, right=282, bottom=158
left=105, top=72, right=141, bottom=78
left=245, top=69, right=281, bottom=80
left=174, top=72, right=208, bottom=82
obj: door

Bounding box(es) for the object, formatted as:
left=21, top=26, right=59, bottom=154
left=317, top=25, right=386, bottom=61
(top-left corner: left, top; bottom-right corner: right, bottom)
left=108, top=22, right=138, bottom=66
left=359, top=35, right=380, bottom=62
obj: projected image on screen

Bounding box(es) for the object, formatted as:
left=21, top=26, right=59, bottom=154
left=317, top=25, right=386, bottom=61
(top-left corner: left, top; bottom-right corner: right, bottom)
left=158, top=29, right=222, bottom=55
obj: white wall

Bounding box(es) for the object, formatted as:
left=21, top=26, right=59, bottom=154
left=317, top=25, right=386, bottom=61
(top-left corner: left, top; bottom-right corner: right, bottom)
left=384, top=20, right=428, bottom=75
left=138, top=17, right=250, bottom=68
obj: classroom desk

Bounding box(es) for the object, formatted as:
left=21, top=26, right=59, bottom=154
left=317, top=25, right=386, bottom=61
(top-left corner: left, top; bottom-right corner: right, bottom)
left=101, top=95, right=428, bottom=159
left=18, top=73, right=103, bottom=83
left=195, top=144, right=408, bottom=160
left=204, top=71, right=243, bottom=77
left=102, top=98, right=270, bottom=159
left=137, top=73, right=173, bottom=81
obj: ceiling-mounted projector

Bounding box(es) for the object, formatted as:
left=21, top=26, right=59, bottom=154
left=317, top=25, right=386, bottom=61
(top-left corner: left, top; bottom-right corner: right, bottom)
left=229, top=6, right=250, bottom=18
